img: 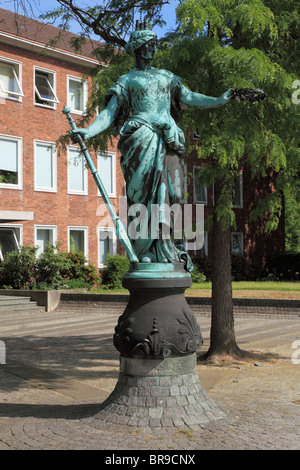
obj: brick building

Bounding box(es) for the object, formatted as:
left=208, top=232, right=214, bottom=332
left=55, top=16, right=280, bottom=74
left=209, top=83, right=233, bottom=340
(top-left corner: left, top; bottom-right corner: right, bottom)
left=0, top=8, right=122, bottom=269
left=0, top=9, right=285, bottom=273
left=186, top=135, right=285, bottom=268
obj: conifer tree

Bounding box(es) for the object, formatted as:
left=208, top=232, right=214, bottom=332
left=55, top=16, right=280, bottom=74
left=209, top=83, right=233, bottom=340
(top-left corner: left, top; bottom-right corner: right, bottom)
left=154, top=0, right=299, bottom=361
left=11, top=0, right=299, bottom=361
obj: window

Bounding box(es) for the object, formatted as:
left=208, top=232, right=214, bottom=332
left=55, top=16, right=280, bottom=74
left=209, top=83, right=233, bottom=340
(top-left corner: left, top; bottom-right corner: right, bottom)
left=68, top=227, right=88, bottom=258
left=0, top=57, right=23, bottom=101
left=34, top=141, right=57, bottom=192
left=68, top=76, right=87, bottom=114
left=98, top=228, right=116, bottom=267
left=0, top=135, right=22, bottom=189
left=202, top=231, right=208, bottom=256
left=34, top=226, right=57, bottom=258
left=0, top=227, right=20, bottom=261
left=193, top=166, right=207, bottom=204
left=67, top=146, right=88, bottom=195
left=34, top=67, right=59, bottom=108
left=233, top=173, right=243, bottom=208
left=232, top=232, right=244, bottom=254
left=97, top=152, right=116, bottom=198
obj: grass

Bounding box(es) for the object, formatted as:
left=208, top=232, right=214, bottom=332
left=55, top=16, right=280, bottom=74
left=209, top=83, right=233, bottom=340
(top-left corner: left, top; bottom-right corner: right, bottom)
left=189, top=281, right=300, bottom=292
left=89, top=281, right=300, bottom=296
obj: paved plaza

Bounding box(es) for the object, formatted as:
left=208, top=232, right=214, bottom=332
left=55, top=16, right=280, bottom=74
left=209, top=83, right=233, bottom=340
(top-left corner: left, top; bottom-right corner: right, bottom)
left=0, top=300, right=299, bottom=450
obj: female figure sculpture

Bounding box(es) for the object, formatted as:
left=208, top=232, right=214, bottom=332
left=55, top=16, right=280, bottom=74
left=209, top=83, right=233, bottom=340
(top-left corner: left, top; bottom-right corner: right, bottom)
left=72, top=20, right=232, bottom=271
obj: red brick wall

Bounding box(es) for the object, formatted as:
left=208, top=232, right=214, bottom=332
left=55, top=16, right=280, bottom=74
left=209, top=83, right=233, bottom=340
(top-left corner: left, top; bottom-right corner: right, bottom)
left=0, top=42, right=124, bottom=268
left=184, top=145, right=285, bottom=267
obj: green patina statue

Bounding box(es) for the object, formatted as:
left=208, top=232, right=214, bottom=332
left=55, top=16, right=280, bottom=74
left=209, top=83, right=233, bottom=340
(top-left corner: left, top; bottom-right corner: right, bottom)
left=72, top=20, right=233, bottom=271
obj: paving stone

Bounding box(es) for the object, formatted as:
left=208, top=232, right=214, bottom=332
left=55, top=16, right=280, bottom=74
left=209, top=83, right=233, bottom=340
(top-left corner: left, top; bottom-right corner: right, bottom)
left=0, top=306, right=299, bottom=449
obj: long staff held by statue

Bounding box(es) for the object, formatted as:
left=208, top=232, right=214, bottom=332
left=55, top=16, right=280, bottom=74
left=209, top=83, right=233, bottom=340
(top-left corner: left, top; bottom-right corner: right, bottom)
left=63, top=106, right=139, bottom=264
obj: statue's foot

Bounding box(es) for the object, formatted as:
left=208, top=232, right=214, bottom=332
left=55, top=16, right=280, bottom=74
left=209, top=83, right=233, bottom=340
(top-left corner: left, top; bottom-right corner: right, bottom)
left=141, top=257, right=151, bottom=263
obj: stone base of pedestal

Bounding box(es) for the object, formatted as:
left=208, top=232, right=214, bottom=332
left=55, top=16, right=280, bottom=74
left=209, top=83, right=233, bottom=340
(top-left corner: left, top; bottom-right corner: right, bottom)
left=93, top=354, right=225, bottom=428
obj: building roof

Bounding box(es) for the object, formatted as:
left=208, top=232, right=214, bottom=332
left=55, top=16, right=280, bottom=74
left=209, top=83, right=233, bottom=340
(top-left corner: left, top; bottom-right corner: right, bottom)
left=0, top=8, right=103, bottom=65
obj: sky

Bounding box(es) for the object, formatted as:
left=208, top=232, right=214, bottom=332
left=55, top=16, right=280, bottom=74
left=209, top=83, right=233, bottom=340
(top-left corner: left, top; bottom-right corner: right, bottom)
left=0, top=0, right=180, bottom=39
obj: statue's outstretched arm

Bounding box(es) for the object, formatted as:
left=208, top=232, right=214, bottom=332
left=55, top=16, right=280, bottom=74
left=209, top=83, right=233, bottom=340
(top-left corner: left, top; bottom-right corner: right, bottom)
left=71, top=95, right=119, bottom=140
left=180, top=85, right=232, bottom=108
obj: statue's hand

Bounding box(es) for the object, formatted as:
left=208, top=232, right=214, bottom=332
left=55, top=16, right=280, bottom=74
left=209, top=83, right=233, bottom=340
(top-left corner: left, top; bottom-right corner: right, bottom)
left=70, top=128, right=90, bottom=143
left=230, top=88, right=267, bottom=102
left=218, top=89, right=233, bottom=105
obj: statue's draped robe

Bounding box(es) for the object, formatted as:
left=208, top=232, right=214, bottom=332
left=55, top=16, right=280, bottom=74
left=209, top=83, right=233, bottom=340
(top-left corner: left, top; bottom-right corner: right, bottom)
left=105, top=67, right=192, bottom=269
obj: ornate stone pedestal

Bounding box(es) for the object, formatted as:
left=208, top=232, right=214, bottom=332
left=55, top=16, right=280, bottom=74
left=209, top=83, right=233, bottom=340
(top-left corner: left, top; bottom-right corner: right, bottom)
left=93, top=263, right=225, bottom=427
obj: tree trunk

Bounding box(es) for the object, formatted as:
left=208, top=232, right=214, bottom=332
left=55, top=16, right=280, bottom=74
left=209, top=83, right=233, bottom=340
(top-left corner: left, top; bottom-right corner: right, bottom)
left=201, top=180, right=243, bottom=362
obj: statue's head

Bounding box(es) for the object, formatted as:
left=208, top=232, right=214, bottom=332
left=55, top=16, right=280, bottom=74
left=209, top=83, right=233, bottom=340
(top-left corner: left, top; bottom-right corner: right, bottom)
left=125, top=20, right=157, bottom=60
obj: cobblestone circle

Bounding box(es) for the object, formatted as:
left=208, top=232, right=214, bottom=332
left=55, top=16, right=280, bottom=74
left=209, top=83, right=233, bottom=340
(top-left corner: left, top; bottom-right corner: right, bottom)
left=0, top=305, right=299, bottom=450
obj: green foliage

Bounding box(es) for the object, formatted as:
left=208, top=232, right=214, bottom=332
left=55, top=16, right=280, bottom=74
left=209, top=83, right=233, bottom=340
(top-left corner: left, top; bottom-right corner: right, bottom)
left=0, top=244, right=100, bottom=290
left=42, top=0, right=299, bottom=256
left=100, top=253, right=130, bottom=289
left=265, top=253, right=300, bottom=280
left=191, top=254, right=262, bottom=281
left=63, top=251, right=100, bottom=288
left=52, top=0, right=299, bottom=241
left=285, top=190, right=300, bottom=252
left=231, top=254, right=261, bottom=281
left=0, top=245, right=37, bottom=290
left=191, top=255, right=212, bottom=281
left=34, top=243, right=71, bottom=290
left=156, top=0, right=299, bottom=235
left=191, top=264, right=206, bottom=283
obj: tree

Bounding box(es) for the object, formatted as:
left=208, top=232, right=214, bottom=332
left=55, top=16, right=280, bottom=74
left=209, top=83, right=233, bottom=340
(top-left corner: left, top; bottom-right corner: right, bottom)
left=8, top=0, right=299, bottom=361
left=153, top=0, right=299, bottom=361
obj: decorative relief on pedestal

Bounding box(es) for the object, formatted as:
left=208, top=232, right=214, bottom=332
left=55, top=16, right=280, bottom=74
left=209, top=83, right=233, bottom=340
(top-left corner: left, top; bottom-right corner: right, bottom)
left=113, top=308, right=202, bottom=358
left=176, top=308, right=203, bottom=354
left=131, top=318, right=172, bottom=358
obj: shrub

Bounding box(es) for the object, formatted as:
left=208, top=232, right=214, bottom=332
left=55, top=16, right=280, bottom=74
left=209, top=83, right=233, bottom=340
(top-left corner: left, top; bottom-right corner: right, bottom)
left=231, top=254, right=261, bottom=281
left=0, top=243, right=101, bottom=290
left=190, top=255, right=212, bottom=281
left=191, top=264, right=206, bottom=283
left=63, top=251, right=100, bottom=289
left=100, top=253, right=130, bottom=289
left=35, top=243, right=70, bottom=290
left=0, top=245, right=37, bottom=289
left=190, top=253, right=261, bottom=282
left=265, top=253, right=300, bottom=280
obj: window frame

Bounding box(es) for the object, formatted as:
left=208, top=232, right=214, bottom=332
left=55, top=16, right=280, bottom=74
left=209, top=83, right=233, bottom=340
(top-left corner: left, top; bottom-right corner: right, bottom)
left=67, top=75, right=88, bottom=115
left=34, top=225, right=58, bottom=258
left=193, top=166, right=207, bottom=205
left=68, top=226, right=89, bottom=259
left=34, top=66, right=59, bottom=109
left=97, top=151, right=116, bottom=199
left=0, top=225, right=22, bottom=261
left=67, top=145, right=88, bottom=195
left=232, top=173, right=243, bottom=209
left=231, top=232, right=244, bottom=254
left=0, top=56, right=24, bottom=101
left=98, top=227, right=117, bottom=268
left=0, top=134, right=23, bottom=190
left=34, top=140, right=57, bottom=193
